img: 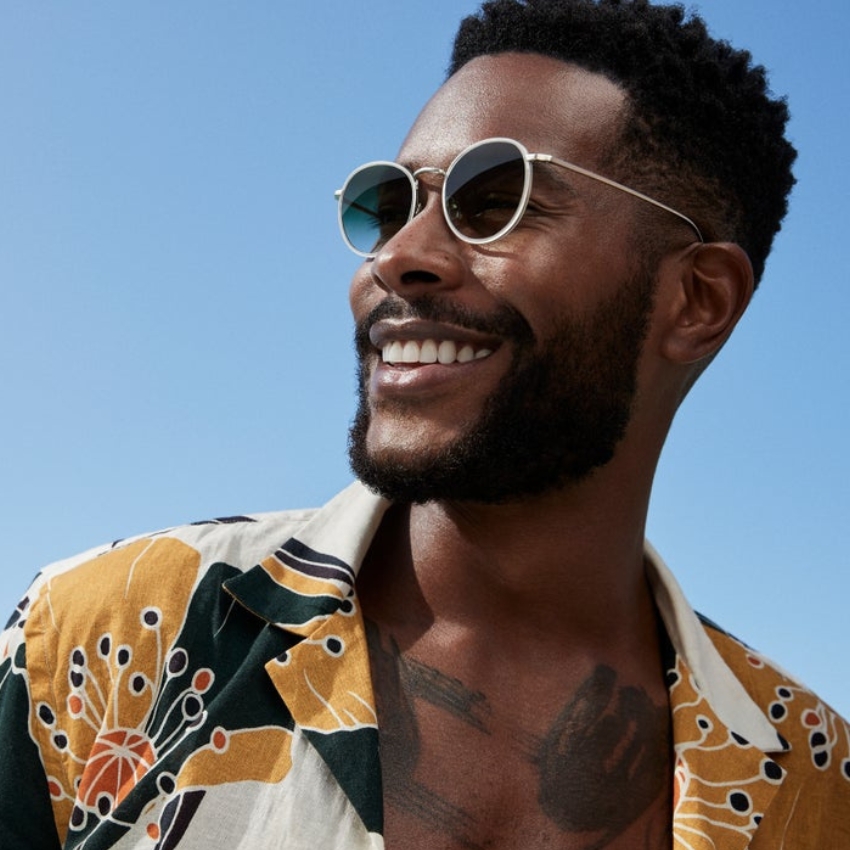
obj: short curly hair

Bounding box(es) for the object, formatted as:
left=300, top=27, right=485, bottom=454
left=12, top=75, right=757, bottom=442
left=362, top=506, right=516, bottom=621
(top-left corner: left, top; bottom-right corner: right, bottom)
left=449, top=0, right=796, bottom=285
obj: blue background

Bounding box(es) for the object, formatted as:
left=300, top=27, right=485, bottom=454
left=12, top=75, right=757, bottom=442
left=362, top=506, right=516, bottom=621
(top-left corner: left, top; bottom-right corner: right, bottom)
left=1, top=1, right=847, bottom=716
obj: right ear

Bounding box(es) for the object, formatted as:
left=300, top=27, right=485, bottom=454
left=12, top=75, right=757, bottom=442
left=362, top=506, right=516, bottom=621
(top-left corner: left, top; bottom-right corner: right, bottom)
left=658, top=241, right=754, bottom=366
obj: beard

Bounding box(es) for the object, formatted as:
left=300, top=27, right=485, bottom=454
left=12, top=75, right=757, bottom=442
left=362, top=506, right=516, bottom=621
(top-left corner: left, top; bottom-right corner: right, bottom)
left=348, top=263, right=656, bottom=504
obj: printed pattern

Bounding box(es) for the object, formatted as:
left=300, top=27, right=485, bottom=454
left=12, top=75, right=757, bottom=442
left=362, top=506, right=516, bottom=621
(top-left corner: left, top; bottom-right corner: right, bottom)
left=1, top=482, right=848, bottom=848
left=760, top=670, right=850, bottom=775
left=669, top=627, right=850, bottom=849
left=668, top=652, right=785, bottom=850
left=26, top=537, right=208, bottom=842
left=0, top=499, right=385, bottom=849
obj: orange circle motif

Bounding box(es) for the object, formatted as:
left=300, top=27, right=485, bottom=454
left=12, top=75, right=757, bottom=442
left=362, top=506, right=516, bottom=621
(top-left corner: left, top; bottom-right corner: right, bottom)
left=77, top=729, right=157, bottom=809
left=803, top=710, right=821, bottom=728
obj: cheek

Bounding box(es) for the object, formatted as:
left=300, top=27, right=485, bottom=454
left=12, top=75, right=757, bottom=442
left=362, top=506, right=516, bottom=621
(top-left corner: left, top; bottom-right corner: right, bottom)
left=473, top=253, right=569, bottom=334
left=348, top=264, right=378, bottom=320
left=480, top=238, right=637, bottom=334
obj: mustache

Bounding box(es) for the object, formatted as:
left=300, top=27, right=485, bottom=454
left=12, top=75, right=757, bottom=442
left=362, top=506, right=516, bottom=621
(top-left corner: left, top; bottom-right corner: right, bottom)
left=354, top=296, right=535, bottom=355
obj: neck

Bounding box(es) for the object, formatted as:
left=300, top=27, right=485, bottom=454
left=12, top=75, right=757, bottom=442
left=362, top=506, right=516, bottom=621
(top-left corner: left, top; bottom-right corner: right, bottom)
left=359, top=450, right=660, bottom=653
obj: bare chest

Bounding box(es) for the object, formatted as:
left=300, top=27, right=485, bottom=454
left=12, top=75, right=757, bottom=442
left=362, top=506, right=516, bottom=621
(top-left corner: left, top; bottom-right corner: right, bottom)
left=368, top=626, right=673, bottom=850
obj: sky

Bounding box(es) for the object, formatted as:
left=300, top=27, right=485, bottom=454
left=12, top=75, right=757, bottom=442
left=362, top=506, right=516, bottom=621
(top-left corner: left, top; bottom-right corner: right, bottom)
left=1, top=1, right=848, bottom=718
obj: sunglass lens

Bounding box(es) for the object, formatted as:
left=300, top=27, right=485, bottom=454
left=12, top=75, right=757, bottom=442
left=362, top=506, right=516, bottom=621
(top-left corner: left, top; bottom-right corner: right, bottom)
left=340, top=165, right=414, bottom=256
left=444, top=141, right=527, bottom=242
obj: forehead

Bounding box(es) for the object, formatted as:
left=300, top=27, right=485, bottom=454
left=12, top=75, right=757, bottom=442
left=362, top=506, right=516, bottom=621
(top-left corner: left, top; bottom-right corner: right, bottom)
left=399, top=53, right=628, bottom=169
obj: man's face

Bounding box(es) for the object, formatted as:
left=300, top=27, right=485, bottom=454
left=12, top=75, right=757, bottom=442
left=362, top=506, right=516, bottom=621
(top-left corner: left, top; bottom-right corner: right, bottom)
left=347, top=54, right=657, bottom=503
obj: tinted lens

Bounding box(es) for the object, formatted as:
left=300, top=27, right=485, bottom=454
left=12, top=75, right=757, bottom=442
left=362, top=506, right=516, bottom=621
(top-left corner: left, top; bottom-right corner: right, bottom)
left=340, top=164, right=415, bottom=256
left=444, top=140, right=528, bottom=242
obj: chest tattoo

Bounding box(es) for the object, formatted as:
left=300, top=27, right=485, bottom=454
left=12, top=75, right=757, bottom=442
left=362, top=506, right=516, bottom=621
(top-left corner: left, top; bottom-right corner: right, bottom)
left=366, top=621, right=671, bottom=850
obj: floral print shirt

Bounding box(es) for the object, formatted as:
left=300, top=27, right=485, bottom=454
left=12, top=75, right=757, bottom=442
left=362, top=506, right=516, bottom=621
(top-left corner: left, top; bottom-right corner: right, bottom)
left=1, top=482, right=848, bottom=848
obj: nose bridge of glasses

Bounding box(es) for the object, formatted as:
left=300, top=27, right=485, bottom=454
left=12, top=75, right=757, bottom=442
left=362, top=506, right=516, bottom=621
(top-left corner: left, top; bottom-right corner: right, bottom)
left=413, top=165, right=446, bottom=180
left=412, top=165, right=447, bottom=181
left=412, top=165, right=446, bottom=194
left=406, top=165, right=446, bottom=218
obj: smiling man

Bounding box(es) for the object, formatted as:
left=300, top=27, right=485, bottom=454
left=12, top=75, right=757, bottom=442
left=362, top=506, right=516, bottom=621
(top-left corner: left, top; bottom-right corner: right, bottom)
left=1, top=1, right=848, bottom=849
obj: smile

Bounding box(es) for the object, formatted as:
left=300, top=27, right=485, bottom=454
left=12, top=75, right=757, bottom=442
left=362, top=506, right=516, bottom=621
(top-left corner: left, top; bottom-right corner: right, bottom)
left=381, top=339, right=494, bottom=365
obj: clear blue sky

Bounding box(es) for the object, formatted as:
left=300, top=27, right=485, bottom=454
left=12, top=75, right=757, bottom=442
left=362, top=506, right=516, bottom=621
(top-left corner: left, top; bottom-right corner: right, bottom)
left=1, top=1, right=848, bottom=717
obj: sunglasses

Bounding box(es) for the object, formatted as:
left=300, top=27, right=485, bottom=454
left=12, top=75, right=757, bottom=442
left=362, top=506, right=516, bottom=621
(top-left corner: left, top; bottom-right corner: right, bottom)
left=336, top=137, right=703, bottom=258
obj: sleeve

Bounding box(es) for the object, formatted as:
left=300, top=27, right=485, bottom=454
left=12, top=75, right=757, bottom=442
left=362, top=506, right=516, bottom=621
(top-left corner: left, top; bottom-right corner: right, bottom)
left=0, top=597, right=63, bottom=849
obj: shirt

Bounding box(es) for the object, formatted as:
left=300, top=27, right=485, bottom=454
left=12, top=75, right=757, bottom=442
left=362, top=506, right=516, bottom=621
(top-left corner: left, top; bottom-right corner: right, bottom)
left=1, top=481, right=848, bottom=848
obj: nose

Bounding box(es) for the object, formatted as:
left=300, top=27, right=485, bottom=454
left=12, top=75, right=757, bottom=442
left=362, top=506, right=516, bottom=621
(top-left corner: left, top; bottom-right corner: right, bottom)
left=368, top=191, right=467, bottom=298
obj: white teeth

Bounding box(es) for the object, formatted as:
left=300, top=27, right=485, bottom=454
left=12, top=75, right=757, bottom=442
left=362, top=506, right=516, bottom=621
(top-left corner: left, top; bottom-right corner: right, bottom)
left=437, top=340, right=457, bottom=364
left=381, top=338, right=494, bottom=366
left=383, top=340, right=404, bottom=363
left=401, top=341, right=420, bottom=363
left=456, top=345, right=474, bottom=363
left=419, top=339, right=438, bottom=363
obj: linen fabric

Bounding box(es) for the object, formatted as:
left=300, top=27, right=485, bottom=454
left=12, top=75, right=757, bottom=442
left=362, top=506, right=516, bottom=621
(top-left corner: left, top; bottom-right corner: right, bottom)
left=1, top=482, right=848, bottom=848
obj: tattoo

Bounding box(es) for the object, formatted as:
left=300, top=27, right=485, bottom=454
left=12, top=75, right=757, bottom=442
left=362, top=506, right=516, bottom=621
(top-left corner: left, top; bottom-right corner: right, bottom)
left=401, top=656, right=492, bottom=733
left=367, top=622, right=670, bottom=849
left=536, top=665, right=670, bottom=848
left=365, top=621, right=481, bottom=846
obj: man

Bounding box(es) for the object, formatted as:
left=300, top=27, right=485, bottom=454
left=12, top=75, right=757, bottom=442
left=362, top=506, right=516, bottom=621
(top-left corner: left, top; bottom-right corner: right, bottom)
left=1, top=1, right=847, bottom=848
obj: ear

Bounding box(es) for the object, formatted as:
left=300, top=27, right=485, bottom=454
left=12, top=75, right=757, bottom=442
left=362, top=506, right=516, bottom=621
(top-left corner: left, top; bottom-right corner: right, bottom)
left=659, top=242, right=754, bottom=365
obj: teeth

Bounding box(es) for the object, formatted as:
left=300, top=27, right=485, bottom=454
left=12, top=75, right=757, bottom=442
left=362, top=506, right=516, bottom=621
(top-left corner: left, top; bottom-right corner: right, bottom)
left=383, top=341, right=404, bottom=363
left=457, top=345, right=474, bottom=363
left=381, top=339, right=494, bottom=366
left=419, top=339, right=438, bottom=363
left=437, top=340, right=456, bottom=364
left=401, top=341, right=419, bottom=363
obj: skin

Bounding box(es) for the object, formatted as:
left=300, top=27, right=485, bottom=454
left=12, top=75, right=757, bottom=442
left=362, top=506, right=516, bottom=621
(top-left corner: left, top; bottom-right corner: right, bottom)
left=350, top=53, right=754, bottom=850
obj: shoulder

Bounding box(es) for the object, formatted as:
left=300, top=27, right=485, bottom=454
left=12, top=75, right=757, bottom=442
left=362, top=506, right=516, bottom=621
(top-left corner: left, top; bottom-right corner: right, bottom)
left=1, top=506, right=319, bottom=665
left=700, top=615, right=850, bottom=783
left=670, top=615, right=850, bottom=846
left=0, top=505, right=327, bottom=844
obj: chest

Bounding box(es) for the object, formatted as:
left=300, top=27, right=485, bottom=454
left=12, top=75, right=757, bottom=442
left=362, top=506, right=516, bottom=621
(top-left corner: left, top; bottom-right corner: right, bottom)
left=368, top=628, right=673, bottom=850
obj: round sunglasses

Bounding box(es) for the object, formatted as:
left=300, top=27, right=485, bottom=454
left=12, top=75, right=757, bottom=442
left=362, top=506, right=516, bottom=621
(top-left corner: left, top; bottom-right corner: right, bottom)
left=335, top=137, right=703, bottom=258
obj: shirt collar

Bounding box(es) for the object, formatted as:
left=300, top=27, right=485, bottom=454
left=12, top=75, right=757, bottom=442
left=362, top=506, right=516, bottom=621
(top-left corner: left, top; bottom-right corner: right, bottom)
left=227, top=481, right=783, bottom=752
left=645, top=541, right=786, bottom=753
left=223, top=482, right=389, bottom=632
